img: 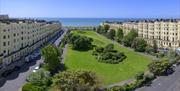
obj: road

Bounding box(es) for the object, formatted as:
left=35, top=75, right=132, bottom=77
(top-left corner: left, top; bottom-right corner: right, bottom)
left=0, top=28, right=67, bottom=91
left=136, top=65, right=180, bottom=91
left=0, top=59, right=43, bottom=91
left=54, top=28, right=68, bottom=46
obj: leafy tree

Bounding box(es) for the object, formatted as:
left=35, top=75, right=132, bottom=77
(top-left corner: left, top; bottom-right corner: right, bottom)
left=132, top=38, right=147, bottom=52
left=148, top=60, right=171, bottom=76
left=68, top=34, right=93, bottom=50
left=23, top=69, right=51, bottom=91
left=104, top=24, right=110, bottom=31
left=107, top=29, right=116, bottom=40
left=52, top=70, right=100, bottom=91
left=26, top=69, right=51, bottom=86
left=123, top=29, right=138, bottom=47
left=96, top=25, right=107, bottom=35
left=41, top=45, right=61, bottom=72
left=152, top=40, right=158, bottom=53
left=145, top=45, right=154, bottom=54
left=116, top=28, right=124, bottom=43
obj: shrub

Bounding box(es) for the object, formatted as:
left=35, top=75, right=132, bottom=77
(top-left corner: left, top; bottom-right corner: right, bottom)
left=52, top=70, right=100, bottom=91
left=135, top=72, right=144, bottom=80
left=148, top=60, right=171, bottom=76
left=22, top=83, right=44, bottom=91
left=93, top=44, right=126, bottom=64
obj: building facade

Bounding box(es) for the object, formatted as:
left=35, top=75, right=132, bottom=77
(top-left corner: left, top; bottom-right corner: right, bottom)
left=0, top=19, right=61, bottom=72
left=103, top=19, right=180, bottom=50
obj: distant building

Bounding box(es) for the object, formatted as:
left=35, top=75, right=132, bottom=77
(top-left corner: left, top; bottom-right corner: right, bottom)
left=0, top=15, right=9, bottom=20
left=103, top=19, right=180, bottom=50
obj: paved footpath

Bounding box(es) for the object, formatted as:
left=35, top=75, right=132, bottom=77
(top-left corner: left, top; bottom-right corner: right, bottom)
left=136, top=64, right=180, bottom=91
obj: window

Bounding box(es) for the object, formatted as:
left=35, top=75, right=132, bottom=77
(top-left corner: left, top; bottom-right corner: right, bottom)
left=3, top=35, right=6, bottom=39
left=3, top=42, right=6, bottom=46
left=3, top=50, right=6, bottom=53
left=14, top=33, right=16, bottom=37
left=3, top=29, right=6, bottom=32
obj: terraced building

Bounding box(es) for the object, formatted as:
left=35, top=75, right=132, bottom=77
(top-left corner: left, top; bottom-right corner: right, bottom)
left=103, top=19, right=180, bottom=50
left=0, top=17, right=61, bottom=74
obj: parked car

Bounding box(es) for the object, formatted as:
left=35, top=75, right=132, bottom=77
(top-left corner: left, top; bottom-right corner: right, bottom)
left=32, top=66, right=40, bottom=72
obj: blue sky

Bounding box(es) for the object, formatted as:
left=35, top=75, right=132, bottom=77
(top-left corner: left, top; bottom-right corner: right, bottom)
left=0, top=0, right=180, bottom=18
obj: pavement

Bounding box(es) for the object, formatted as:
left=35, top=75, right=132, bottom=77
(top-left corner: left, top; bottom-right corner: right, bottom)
left=136, top=64, right=180, bottom=91
left=0, top=28, right=68, bottom=91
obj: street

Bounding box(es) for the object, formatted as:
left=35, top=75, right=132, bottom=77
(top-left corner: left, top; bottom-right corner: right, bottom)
left=0, top=59, right=43, bottom=91
left=136, top=64, right=180, bottom=91
left=0, top=28, right=67, bottom=91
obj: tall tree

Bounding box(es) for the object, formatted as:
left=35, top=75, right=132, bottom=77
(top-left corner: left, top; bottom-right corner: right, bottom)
left=152, top=40, right=158, bottom=53
left=123, top=29, right=138, bottom=47
left=107, top=29, right=116, bottom=40
left=132, top=38, right=147, bottom=52
left=41, top=45, right=61, bottom=72
left=104, top=24, right=110, bottom=31
left=116, top=28, right=124, bottom=43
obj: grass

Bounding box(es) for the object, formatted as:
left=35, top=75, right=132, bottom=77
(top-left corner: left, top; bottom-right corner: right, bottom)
left=64, top=30, right=151, bottom=85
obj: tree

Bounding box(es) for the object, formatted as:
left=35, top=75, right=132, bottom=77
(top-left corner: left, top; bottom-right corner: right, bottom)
left=152, top=40, right=158, bottom=53
left=41, top=45, right=61, bottom=72
left=148, top=60, right=171, bottom=76
left=26, top=69, right=51, bottom=86
left=107, top=29, right=116, bottom=40
left=123, top=29, right=138, bottom=47
left=116, top=28, right=124, bottom=43
left=52, top=70, right=100, bottom=91
left=24, top=69, right=51, bottom=91
left=68, top=34, right=93, bottom=50
left=104, top=24, right=110, bottom=31
left=145, top=45, right=154, bottom=54
left=132, top=38, right=147, bottom=52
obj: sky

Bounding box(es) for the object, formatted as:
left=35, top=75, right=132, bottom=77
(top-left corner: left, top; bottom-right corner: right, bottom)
left=0, top=0, right=180, bottom=18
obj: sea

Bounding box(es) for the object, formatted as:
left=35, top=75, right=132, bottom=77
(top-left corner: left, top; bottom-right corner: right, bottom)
left=40, top=18, right=144, bottom=27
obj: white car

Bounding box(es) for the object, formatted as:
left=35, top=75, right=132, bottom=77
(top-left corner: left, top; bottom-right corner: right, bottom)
left=33, top=66, right=40, bottom=72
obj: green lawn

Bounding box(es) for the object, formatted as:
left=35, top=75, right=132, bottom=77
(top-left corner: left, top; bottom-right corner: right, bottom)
left=64, top=30, right=151, bottom=85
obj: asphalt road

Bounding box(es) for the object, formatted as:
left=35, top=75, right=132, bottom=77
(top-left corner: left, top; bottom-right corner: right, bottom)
left=136, top=64, right=180, bottom=91
left=0, top=59, right=43, bottom=91
left=0, top=28, right=67, bottom=91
